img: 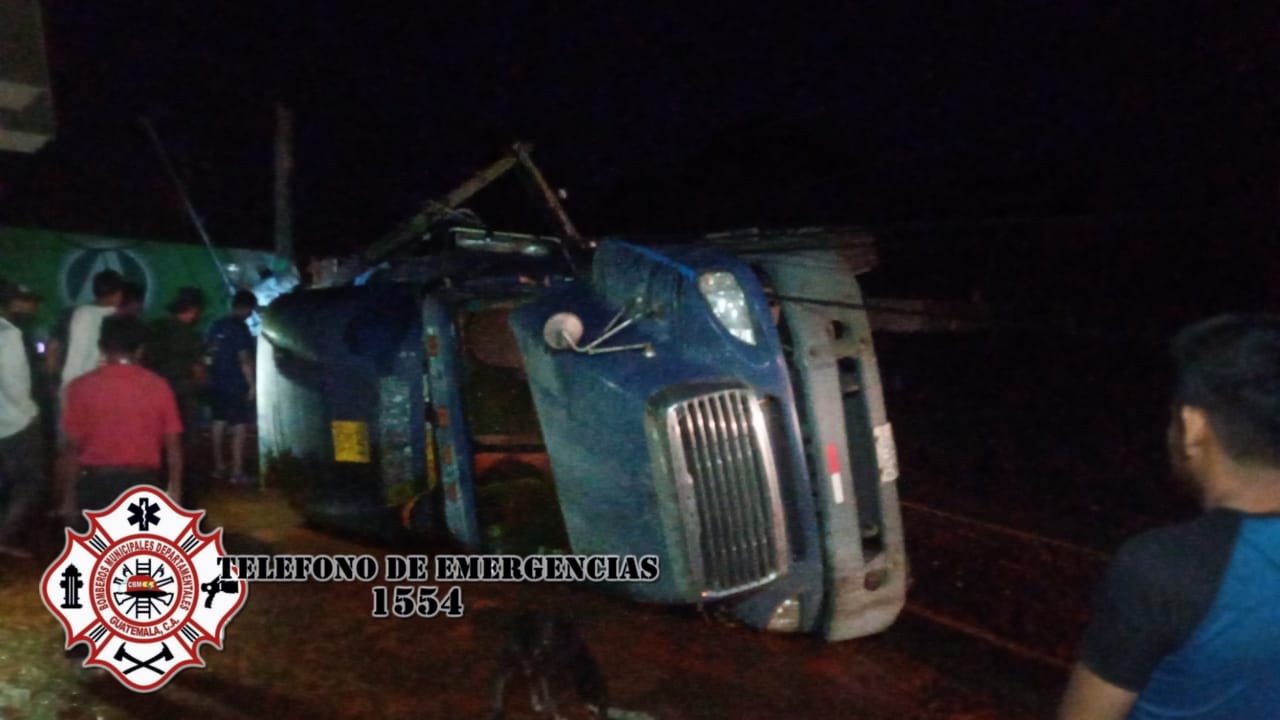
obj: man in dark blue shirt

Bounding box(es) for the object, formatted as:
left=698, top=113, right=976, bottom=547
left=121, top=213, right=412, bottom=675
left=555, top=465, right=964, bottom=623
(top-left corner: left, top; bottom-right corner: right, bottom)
left=1058, top=315, right=1280, bottom=720
left=205, top=290, right=257, bottom=485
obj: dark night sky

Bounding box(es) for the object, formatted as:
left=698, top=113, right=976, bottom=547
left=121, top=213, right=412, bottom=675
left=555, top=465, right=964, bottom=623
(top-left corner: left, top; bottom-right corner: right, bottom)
left=2, top=1, right=1278, bottom=321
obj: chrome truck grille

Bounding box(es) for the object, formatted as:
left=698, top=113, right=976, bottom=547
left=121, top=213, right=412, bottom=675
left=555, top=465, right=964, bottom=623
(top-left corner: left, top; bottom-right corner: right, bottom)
left=661, top=388, right=789, bottom=597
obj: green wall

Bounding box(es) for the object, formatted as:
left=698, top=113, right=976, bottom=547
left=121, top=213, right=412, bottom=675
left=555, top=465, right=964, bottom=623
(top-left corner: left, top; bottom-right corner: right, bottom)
left=0, top=225, right=286, bottom=337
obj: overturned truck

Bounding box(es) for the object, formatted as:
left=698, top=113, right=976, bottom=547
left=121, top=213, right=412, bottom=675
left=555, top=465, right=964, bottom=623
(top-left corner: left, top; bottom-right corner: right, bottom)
left=257, top=224, right=906, bottom=641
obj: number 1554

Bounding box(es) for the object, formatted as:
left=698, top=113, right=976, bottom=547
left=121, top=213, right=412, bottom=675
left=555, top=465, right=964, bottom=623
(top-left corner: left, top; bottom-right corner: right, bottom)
left=370, top=585, right=464, bottom=618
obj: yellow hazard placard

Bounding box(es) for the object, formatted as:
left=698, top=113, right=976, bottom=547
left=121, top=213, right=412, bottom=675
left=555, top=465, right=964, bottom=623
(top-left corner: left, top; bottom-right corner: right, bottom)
left=331, top=420, right=371, bottom=463
left=425, top=428, right=439, bottom=491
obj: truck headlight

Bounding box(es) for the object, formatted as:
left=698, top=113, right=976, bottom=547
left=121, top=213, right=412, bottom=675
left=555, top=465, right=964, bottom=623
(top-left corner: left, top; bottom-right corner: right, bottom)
left=698, top=271, right=756, bottom=345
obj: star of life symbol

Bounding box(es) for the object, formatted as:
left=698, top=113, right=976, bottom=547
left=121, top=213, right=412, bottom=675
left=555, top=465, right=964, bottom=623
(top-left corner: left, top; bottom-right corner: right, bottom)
left=40, top=486, right=248, bottom=692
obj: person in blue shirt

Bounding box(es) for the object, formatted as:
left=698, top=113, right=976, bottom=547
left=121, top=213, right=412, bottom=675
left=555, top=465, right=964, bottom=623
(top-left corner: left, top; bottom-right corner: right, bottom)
left=205, top=290, right=257, bottom=485
left=1058, top=314, right=1280, bottom=720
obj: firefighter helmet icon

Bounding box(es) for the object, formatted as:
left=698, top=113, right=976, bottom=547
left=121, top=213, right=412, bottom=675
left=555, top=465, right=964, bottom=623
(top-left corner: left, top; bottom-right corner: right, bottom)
left=40, top=487, right=248, bottom=692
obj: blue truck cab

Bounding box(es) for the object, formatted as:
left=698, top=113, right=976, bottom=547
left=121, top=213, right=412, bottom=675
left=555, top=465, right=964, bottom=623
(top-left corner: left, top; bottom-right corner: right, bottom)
left=257, top=226, right=906, bottom=640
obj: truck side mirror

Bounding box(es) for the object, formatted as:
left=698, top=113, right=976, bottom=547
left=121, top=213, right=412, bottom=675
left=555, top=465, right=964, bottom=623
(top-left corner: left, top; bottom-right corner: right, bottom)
left=543, top=312, right=585, bottom=350
left=541, top=310, right=655, bottom=358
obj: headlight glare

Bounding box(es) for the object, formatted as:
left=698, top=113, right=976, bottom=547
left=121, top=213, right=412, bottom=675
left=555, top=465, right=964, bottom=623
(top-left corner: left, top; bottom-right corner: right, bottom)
left=766, top=595, right=802, bottom=632
left=698, top=271, right=756, bottom=345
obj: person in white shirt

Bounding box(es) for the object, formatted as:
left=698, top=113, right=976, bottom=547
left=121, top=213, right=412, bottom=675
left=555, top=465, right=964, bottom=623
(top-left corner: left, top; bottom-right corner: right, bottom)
left=57, top=270, right=125, bottom=391
left=51, top=270, right=123, bottom=522
left=0, top=281, right=45, bottom=558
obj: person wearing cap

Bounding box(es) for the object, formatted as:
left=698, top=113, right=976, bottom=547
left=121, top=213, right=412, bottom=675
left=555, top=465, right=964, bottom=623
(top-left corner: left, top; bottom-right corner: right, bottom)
left=3, top=283, right=57, bottom=471
left=2, top=282, right=46, bottom=390
left=2, top=282, right=41, bottom=329
left=145, top=287, right=207, bottom=505
left=205, top=290, right=257, bottom=485
left=0, top=281, right=46, bottom=557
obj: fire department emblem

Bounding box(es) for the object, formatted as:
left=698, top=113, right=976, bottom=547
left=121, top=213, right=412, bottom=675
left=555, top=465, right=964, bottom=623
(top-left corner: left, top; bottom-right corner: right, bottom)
left=40, top=487, right=247, bottom=692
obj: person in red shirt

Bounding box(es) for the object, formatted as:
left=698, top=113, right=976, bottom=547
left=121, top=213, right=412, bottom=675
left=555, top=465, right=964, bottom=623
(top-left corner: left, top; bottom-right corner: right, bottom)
left=60, top=315, right=183, bottom=518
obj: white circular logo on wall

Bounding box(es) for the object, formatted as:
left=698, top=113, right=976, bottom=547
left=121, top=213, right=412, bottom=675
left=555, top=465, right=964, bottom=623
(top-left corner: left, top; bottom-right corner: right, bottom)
left=60, top=245, right=154, bottom=309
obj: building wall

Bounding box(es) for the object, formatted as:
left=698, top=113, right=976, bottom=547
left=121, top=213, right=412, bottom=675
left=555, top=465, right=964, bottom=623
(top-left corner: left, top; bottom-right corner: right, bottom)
left=0, top=0, right=55, bottom=153
left=0, top=225, right=287, bottom=337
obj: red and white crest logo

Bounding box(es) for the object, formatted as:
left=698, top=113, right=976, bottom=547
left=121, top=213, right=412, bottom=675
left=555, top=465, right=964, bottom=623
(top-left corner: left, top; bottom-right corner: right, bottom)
left=40, top=487, right=247, bottom=692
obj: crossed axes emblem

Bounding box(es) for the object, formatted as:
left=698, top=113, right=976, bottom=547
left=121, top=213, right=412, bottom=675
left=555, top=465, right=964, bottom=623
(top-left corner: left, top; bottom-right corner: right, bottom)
left=114, top=642, right=174, bottom=675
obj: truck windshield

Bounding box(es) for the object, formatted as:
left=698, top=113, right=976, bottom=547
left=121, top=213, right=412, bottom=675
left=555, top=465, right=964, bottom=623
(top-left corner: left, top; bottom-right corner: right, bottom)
left=458, top=302, right=542, bottom=446
left=457, top=301, right=568, bottom=555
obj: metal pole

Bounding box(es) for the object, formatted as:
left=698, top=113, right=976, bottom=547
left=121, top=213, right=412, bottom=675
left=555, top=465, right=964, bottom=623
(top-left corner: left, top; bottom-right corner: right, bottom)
left=273, top=103, right=294, bottom=261
left=362, top=150, right=523, bottom=265
left=512, top=142, right=584, bottom=247
left=138, top=115, right=234, bottom=293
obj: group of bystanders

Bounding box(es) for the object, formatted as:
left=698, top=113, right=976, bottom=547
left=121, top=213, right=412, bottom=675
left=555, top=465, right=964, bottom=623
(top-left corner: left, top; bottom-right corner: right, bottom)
left=0, top=270, right=259, bottom=557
